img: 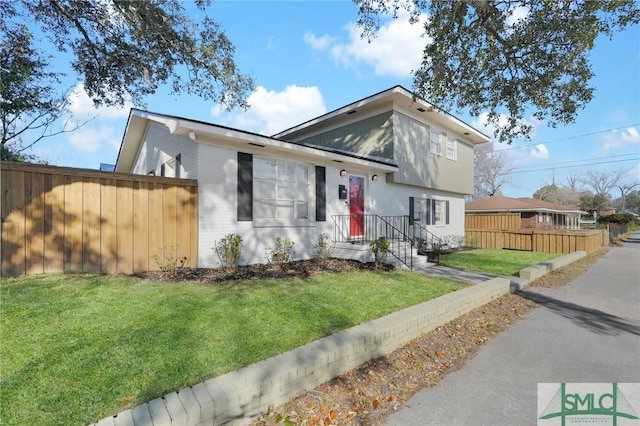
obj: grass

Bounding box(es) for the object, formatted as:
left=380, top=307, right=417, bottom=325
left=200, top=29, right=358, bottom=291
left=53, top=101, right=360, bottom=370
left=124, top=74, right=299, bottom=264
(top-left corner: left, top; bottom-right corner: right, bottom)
left=0, top=270, right=465, bottom=425
left=440, top=248, right=562, bottom=276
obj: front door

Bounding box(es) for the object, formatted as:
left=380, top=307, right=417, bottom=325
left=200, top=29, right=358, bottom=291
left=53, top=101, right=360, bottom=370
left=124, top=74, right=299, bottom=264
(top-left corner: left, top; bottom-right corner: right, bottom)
left=349, top=175, right=365, bottom=237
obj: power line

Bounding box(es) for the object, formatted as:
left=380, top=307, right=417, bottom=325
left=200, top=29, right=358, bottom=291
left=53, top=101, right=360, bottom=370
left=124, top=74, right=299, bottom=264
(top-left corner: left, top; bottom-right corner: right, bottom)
left=507, top=152, right=639, bottom=171
left=494, top=157, right=639, bottom=177
left=494, top=123, right=640, bottom=152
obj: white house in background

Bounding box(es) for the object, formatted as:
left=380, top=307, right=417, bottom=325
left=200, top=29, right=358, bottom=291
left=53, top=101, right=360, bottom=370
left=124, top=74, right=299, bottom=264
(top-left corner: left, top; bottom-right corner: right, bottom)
left=115, top=86, right=489, bottom=268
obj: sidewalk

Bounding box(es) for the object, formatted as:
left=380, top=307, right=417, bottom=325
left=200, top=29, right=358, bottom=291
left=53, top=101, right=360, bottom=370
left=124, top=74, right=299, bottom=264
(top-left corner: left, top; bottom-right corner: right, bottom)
left=386, top=233, right=640, bottom=425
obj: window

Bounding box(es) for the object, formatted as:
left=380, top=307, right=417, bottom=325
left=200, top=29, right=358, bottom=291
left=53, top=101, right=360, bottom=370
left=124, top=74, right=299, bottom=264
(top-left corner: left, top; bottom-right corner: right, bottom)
left=254, top=159, right=309, bottom=219
left=424, top=198, right=450, bottom=225
left=446, top=139, right=457, bottom=160
left=429, top=129, right=442, bottom=155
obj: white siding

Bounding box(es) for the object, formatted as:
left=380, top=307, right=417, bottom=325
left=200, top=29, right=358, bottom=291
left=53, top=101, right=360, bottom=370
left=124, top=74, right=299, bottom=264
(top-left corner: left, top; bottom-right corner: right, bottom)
left=197, top=143, right=344, bottom=267
left=131, top=123, right=198, bottom=178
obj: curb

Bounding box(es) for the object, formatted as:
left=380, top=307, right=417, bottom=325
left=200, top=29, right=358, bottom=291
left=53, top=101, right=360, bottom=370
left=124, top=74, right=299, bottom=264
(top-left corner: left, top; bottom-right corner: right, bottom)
left=90, top=252, right=584, bottom=426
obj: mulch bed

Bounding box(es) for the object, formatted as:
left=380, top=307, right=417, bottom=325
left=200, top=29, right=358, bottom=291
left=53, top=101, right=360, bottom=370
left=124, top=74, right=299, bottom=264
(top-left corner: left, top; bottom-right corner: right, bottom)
left=136, top=258, right=394, bottom=283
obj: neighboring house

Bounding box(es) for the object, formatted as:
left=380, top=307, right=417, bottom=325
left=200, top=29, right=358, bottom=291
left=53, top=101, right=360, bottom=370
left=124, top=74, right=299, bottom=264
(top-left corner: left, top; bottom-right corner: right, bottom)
left=465, top=195, right=585, bottom=230
left=115, top=86, right=489, bottom=267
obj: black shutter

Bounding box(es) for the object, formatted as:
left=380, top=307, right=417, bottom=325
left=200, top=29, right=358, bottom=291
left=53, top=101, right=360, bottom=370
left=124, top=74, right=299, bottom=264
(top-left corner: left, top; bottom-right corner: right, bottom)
left=430, top=199, right=437, bottom=225
left=425, top=199, right=431, bottom=225
left=409, top=197, right=415, bottom=225
left=175, top=154, right=181, bottom=178
left=445, top=200, right=450, bottom=224
left=237, top=152, right=253, bottom=221
left=315, top=166, right=326, bottom=221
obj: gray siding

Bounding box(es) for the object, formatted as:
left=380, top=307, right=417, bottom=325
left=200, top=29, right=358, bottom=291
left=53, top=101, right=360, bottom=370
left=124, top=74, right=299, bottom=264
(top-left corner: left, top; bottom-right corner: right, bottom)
left=296, top=111, right=394, bottom=160
left=132, top=123, right=198, bottom=178
left=388, top=112, right=474, bottom=195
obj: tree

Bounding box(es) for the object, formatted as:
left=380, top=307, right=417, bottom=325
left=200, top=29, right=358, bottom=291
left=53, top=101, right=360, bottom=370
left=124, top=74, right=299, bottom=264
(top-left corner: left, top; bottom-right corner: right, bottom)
left=580, top=169, right=626, bottom=198
left=1, top=23, right=83, bottom=160
left=354, top=0, right=640, bottom=143
left=536, top=183, right=580, bottom=208
left=3, top=0, right=253, bottom=110
left=473, top=142, right=513, bottom=199
left=614, top=182, right=640, bottom=211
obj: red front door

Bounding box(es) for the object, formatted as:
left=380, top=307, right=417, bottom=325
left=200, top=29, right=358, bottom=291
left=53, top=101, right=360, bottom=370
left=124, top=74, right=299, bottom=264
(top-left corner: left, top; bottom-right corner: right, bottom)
left=349, top=175, right=365, bottom=236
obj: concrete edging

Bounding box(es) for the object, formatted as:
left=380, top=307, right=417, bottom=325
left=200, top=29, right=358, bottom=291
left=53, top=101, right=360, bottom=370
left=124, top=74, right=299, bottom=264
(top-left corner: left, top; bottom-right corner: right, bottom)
left=519, top=251, right=586, bottom=281
left=91, top=251, right=586, bottom=426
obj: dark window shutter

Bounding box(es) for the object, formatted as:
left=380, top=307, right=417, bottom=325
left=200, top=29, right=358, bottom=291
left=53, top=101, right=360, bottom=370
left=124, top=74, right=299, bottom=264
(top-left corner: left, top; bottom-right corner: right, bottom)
left=175, top=154, right=181, bottom=178
left=425, top=199, right=431, bottom=225
left=237, top=152, right=253, bottom=221
left=445, top=200, right=450, bottom=224
left=409, top=197, right=415, bottom=225
left=315, top=166, right=326, bottom=221
left=431, top=199, right=436, bottom=225
left=160, top=163, right=166, bottom=177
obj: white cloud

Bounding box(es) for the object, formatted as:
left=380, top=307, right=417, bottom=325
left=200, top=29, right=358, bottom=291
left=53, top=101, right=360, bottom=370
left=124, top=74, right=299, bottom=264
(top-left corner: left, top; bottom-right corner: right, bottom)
left=304, top=32, right=336, bottom=51
left=529, top=144, right=549, bottom=160
left=67, top=125, right=120, bottom=153
left=602, top=126, right=640, bottom=150
left=305, top=13, right=426, bottom=78
left=210, top=85, right=327, bottom=135
left=66, top=83, right=131, bottom=123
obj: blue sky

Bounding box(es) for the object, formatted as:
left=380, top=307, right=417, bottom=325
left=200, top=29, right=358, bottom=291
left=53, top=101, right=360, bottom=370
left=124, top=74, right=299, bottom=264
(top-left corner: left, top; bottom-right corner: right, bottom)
left=27, top=1, right=640, bottom=198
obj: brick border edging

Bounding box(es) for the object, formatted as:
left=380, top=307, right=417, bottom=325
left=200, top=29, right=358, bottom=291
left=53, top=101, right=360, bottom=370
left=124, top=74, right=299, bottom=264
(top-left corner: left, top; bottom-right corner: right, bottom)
left=91, top=252, right=584, bottom=426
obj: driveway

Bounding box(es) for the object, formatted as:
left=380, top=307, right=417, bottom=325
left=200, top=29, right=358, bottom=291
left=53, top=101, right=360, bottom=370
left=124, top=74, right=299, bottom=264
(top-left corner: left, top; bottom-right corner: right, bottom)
left=386, top=233, right=640, bottom=426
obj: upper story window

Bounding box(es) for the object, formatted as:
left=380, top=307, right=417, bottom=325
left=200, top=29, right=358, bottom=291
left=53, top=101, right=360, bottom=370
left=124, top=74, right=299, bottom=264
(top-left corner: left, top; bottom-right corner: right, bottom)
left=430, top=129, right=445, bottom=156
left=446, top=139, right=457, bottom=161
left=254, top=159, right=309, bottom=220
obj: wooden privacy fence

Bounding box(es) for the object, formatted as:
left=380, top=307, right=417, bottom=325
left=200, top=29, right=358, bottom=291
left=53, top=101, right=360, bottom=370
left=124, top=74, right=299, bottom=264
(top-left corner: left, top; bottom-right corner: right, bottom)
left=465, top=229, right=606, bottom=254
left=1, top=162, right=198, bottom=276
left=465, top=213, right=521, bottom=230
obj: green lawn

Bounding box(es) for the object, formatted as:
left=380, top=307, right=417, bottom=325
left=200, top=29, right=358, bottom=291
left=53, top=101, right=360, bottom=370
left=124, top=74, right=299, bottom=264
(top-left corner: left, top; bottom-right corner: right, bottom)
left=0, top=271, right=465, bottom=425
left=440, top=248, right=562, bottom=276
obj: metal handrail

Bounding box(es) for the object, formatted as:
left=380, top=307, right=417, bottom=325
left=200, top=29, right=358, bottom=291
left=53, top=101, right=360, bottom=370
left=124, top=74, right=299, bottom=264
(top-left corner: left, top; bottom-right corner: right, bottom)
left=331, top=214, right=413, bottom=270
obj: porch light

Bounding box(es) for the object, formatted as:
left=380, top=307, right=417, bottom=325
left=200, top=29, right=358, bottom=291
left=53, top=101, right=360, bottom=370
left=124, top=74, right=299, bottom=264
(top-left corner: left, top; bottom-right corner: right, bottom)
left=371, top=174, right=379, bottom=182
left=340, top=169, right=347, bottom=177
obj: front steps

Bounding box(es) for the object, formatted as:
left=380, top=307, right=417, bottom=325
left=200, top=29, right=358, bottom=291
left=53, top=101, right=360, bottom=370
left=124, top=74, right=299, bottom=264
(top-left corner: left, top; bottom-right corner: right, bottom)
left=332, top=242, right=435, bottom=270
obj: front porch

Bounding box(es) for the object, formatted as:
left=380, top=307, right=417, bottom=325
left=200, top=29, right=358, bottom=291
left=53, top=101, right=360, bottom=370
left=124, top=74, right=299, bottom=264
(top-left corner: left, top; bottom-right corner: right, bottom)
left=330, top=214, right=447, bottom=270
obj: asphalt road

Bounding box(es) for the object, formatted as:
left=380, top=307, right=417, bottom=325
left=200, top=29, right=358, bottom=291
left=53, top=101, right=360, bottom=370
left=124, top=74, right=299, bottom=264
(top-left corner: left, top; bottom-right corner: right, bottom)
left=386, top=232, right=640, bottom=426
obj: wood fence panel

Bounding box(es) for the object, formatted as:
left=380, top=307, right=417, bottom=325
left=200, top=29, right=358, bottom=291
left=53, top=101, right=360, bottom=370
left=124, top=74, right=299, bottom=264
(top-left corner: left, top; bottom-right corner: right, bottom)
left=83, top=178, right=102, bottom=272
left=1, top=162, right=198, bottom=277
left=43, top=174, right=64, bottom=272
left=101, top=179, right=118, bottom=274
left=163, top=184, right=178, bottom=265
left=116, top=180, right=134, bottom=274
left=147, top=182, right=163, bottom=270
left=465, top=228, right=604, bottom=254
left=133, top=181, right=150, bottom=273
left=465, top=213, right=520, bottom=230
left=26, top=172, right=45, bottom=274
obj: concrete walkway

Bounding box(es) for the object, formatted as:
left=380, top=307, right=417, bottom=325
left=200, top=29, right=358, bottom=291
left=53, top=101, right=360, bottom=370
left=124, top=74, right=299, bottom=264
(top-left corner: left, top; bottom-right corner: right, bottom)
left=387, top=233, right=640, bottom=426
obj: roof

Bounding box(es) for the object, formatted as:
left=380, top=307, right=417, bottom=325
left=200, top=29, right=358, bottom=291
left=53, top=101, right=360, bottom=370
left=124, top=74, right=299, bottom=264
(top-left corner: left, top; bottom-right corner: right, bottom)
left=115, top=108, right=399, bottom=173
left=465, top=195, right=585, bottom=214
left=273, top=85, right=490, bottom=145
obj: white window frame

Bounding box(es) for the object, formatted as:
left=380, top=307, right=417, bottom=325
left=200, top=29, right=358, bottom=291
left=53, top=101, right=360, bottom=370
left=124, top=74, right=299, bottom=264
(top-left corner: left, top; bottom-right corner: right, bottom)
left=446, top=138, right=457, bottom=161
left=253, top=158, right=310, bottom=225
left=429, top=129, right=443, bottom=156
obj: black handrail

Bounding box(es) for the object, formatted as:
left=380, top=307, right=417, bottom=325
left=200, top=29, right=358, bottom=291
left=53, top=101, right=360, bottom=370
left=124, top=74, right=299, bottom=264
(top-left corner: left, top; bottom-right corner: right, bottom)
left=331, top=214, right=413, bottom=270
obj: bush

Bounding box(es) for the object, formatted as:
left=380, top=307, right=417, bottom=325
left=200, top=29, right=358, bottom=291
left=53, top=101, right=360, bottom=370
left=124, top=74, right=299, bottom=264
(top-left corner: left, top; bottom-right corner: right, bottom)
left=313, top=233, right=334, bottom=263
left=369, top=237, right=390, bottom=270
left=598, top=212, right=638, bottom=225
left=266, top=237, right=295, bottom=270
left=151, top=245, right=188, bottom=275
left=213, top=234, right=243, bottom=270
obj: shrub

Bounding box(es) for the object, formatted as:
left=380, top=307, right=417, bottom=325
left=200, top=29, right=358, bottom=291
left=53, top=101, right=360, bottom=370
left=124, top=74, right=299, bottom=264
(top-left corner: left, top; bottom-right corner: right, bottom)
left=369, top=237, right=390, bottom=270
left=213, top=234, right=243, bottom=270
left=598, top=212, right=638, bottom=225
left=313, top=233, right=334, bottom=263
left=151, top=245, right=188, bottom=275
left=266, top=237, right=295, bottom=270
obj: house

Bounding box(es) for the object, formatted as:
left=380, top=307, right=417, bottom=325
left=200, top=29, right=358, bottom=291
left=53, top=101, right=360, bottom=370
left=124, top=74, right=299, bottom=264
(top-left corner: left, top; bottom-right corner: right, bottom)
left=465, top=195, right=585, bottom=230
left=115, top=86, right=489, bottom=268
